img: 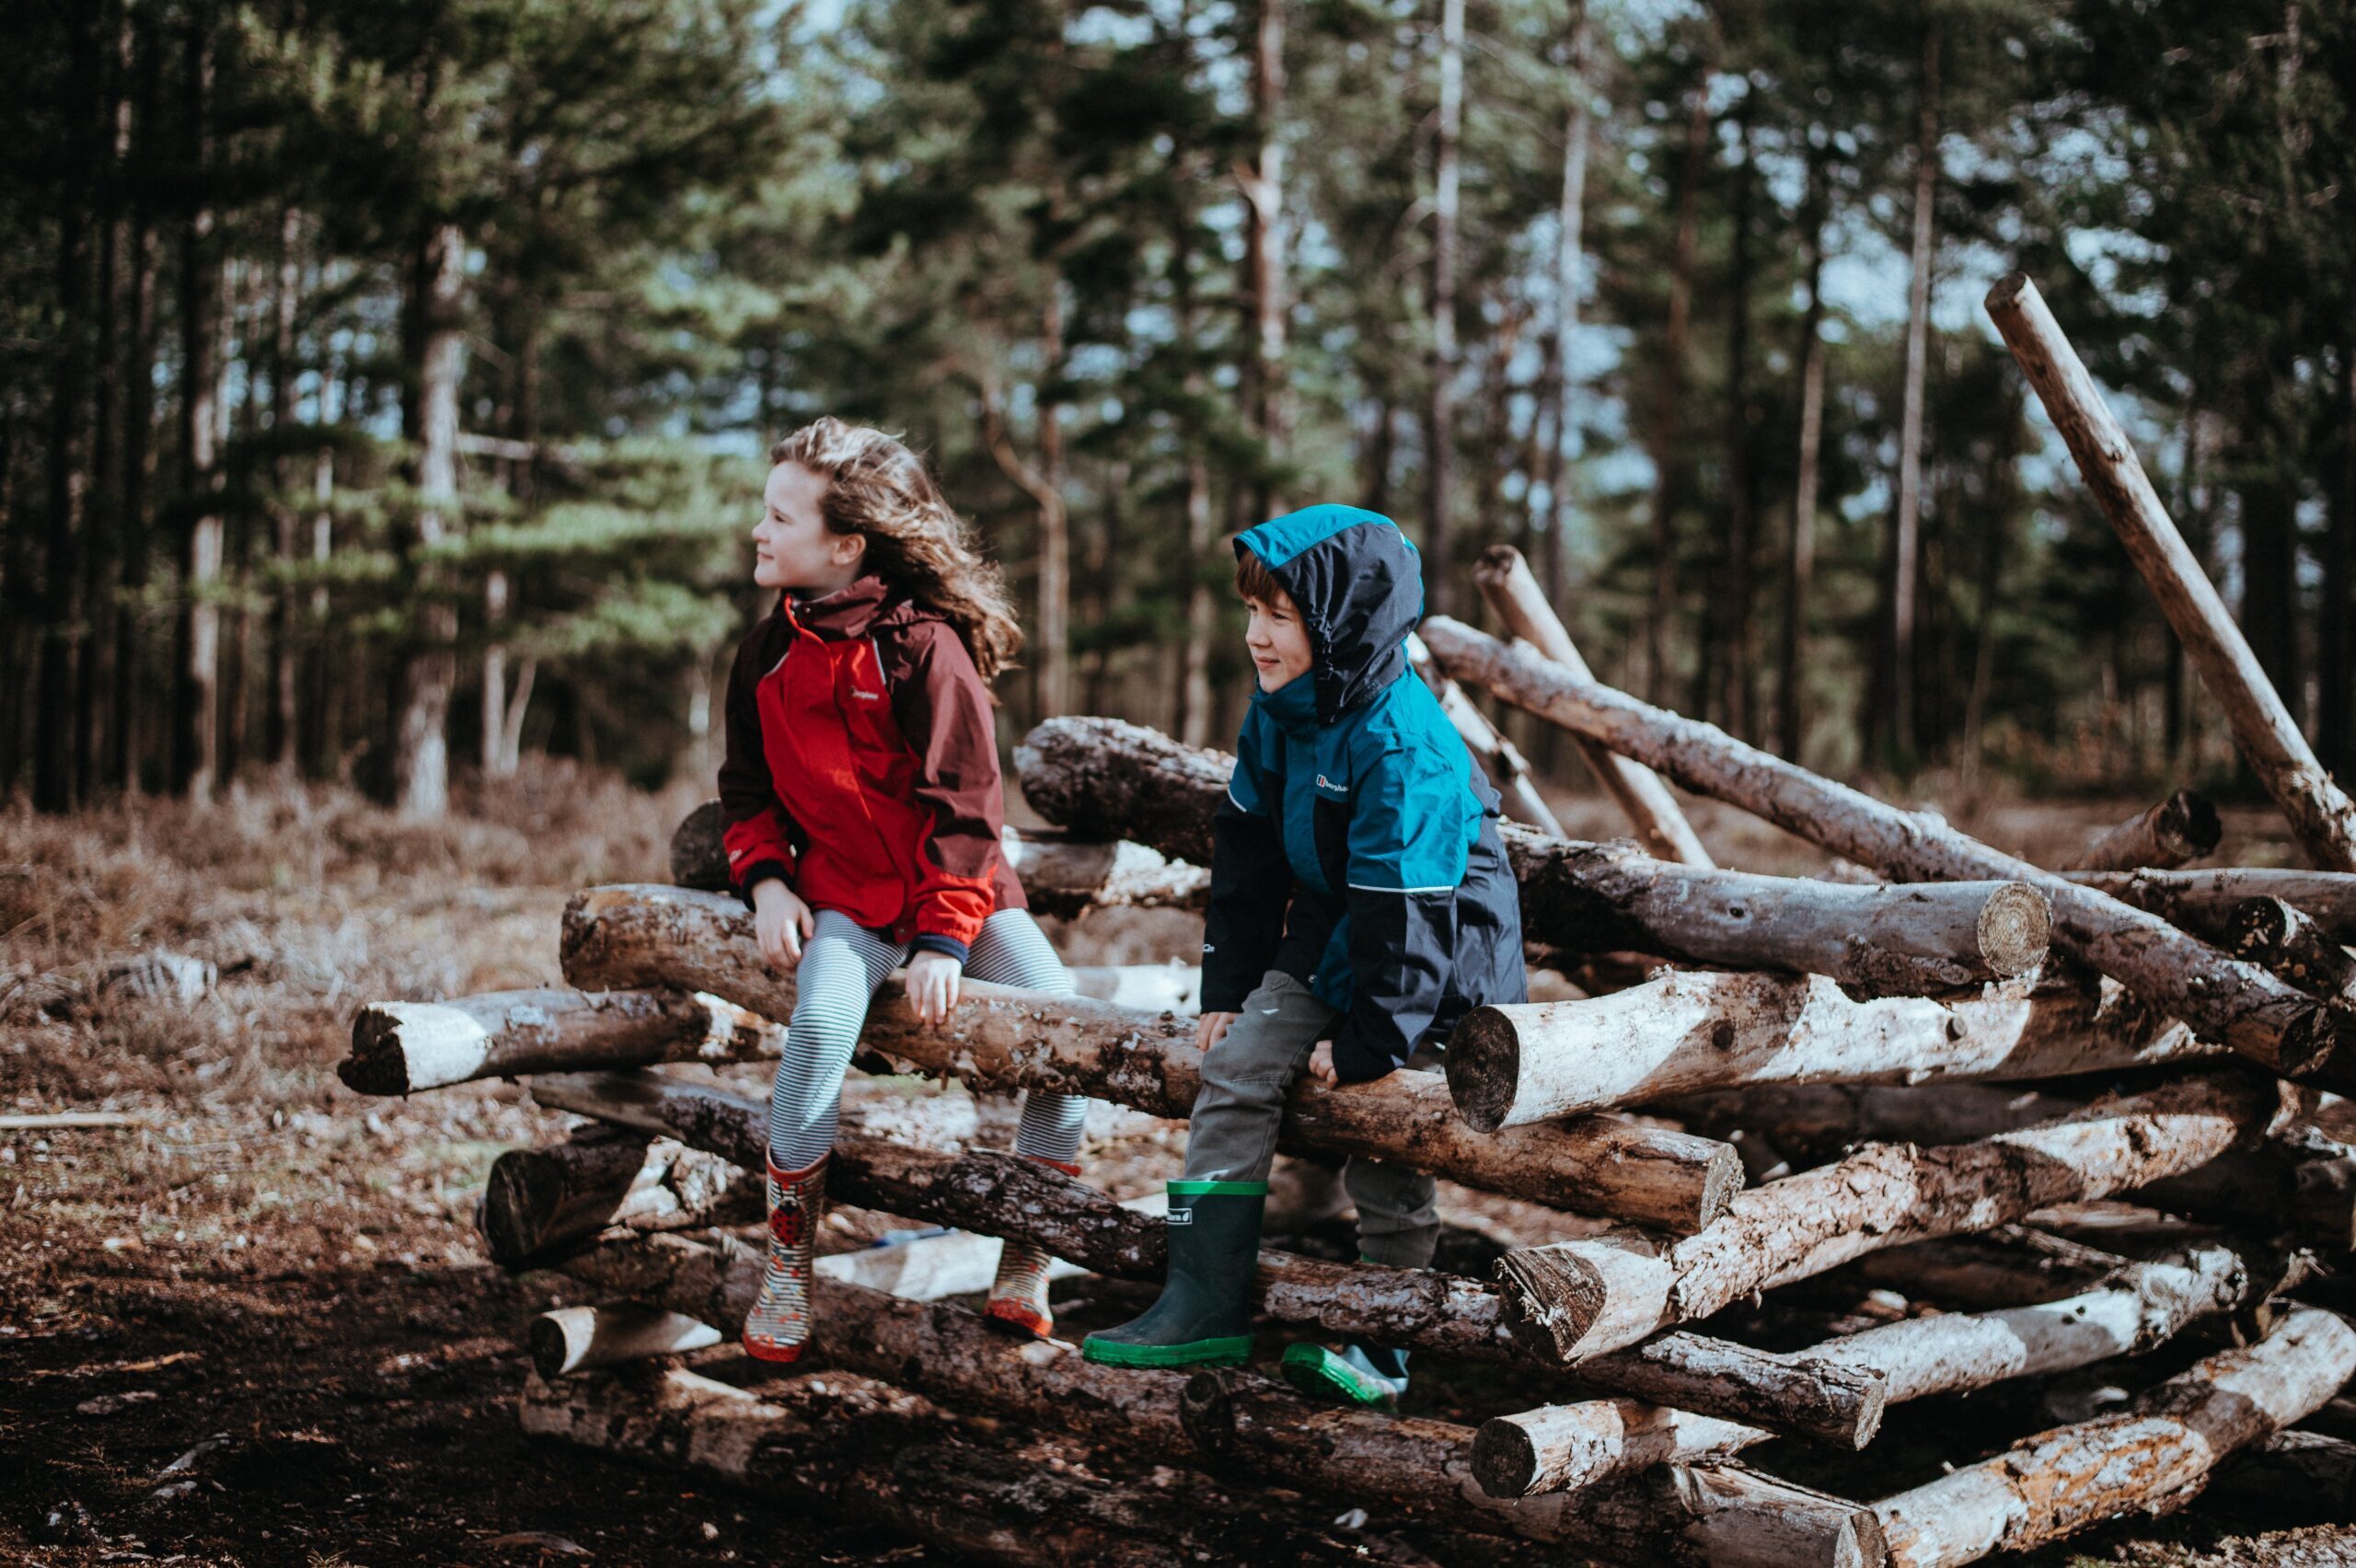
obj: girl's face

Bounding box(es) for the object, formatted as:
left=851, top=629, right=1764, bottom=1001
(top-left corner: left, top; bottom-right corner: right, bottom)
left=1242, top=588, right=1314, bottom=693
left=753, top=462, right=865, bottom=594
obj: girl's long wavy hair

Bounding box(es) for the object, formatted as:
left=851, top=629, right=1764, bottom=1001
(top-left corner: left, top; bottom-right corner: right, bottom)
left=769, top=419, right=1023, bottom=682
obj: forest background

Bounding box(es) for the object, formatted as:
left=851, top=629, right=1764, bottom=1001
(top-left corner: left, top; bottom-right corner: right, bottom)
left=5, top=0, right=2353, bottom=822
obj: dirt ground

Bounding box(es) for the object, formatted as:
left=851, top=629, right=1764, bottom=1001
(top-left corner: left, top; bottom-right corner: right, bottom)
left=3, top=763, right=2351, bottom=1566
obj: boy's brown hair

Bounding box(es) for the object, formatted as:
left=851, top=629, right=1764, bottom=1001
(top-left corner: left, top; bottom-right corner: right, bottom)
left=1233, top=548, right=1285, bottom=605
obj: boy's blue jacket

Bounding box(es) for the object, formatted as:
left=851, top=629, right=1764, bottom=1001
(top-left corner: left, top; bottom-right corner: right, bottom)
left=1201, top=504, right=1526, bottom=1082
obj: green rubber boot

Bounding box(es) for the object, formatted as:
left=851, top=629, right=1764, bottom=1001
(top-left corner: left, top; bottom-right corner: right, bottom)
left=1280, top=1341, right=1411, bottom=1407
left=1081, top=1181, right=1266, bottom=1368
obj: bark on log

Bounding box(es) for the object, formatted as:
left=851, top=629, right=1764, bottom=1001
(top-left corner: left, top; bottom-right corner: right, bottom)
left=1418, top=616, right=2348, bottom=1079
left=480, top=1128, right=757, bottom=1266
left=529, top=1304, right=721, bottom=1378
left=341, top=986, right=780, bottom=1097
left=1496, top=1070, right=2304, bottom=1361
left=2226, top=896, right=2356, bottom=1008
left=1448, top=964, right=2221, bottom=1137
left=2066, top=867, right=2356, bottom=947
left=1874, top=1305, right=2356, bottom=1567
left=556, top=884, right=1741, bottom=1231
left=1472, top=544, right=1714, bottom=867
left=670, top=799, right=1210, bottom=917
left=1407, top=633, right=1566, bottom=836
left=2067, top=790, right=2222, bottom=873
left=1984, top=272, right=2356, bottom=873
left=1020, top=717, right=2049, bottom=997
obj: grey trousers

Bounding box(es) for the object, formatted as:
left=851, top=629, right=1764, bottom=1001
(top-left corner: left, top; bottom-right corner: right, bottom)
left=1182, top=970, right=1440, bottom=1270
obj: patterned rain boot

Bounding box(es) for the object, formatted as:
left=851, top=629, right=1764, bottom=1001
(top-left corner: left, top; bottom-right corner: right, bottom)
left=743, top=1155, right=827, bottom=1363
left=983, top=1154, right=1082, bottom=1339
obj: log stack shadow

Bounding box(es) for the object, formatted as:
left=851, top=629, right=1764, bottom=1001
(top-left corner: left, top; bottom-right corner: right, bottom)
left=342, top=709, right=2356, bottom=1566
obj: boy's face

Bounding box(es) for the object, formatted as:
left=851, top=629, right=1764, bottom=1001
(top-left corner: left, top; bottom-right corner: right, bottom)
left=754, top=461, right=865, bottom=594
left=1242, top=588, right=1314, bottom=693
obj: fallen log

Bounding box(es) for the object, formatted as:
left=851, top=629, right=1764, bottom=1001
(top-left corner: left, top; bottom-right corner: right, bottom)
left=556, top=884, right=1741, bottom=1231
left=1470, top=545, right=1713, bottom=867
left=341, top=986, right=780, bottom=1097
left=2066, top=867, right=2356, bottom=947
left=1181, top=1368, right=1888, bottom=1568
left=1448, top=967, right=2212, bottom=1136
left=671, top=800, right=1211, bottom=917
left=1495, top=1070, right=2302, bottom=1361
left=1418, top=616, right=2347, bottom=1079
left=529, top=1304, right=721, bottom=1378
left=2226, top=896, right=2356, bottom=1008
left=1019, top=718, right=2050, bottom=997
left=1873, top=1305, right=2356, bottom=1567
left=1828, top=1231, right=2128, bottom=1311
left=1408, top=632, right=1565, bottom=836
left=1985, top=272, right=2356, bottom=873
left=480, top=1127, right=757, bottom=1265
left=2066, top=790, right=2222, bottom=873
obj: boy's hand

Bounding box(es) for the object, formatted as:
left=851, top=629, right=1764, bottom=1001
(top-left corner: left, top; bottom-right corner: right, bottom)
left=1196, top=1011, right=1238, bottom=1054
left=751, top=881, right=814, bottom=969
left=1308, top=1040, right=1337, bottom=1085
left=907, top=951, right=964, bottom=1028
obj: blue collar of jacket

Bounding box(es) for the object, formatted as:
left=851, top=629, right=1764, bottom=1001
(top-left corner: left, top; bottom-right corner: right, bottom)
left=1235, top=504, right=1422, bottom=724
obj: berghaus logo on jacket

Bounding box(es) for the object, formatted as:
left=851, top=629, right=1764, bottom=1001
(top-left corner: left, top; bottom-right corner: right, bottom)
left=1314, top=774, right=1348, bottom=796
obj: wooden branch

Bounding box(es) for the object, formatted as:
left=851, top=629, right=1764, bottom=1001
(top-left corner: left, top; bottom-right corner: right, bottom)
left=1447, top=964, right=2230, bottom=1137
left=1472, top=544, right=1714, bottom=866
left=2226, top=896, right=2356, bottom=1008
left=528, top=1305, right=720, bottom=1378
left=1985, top=272, right=2356, bottom=872
left=555, top=884, right=1741, bottom=1231
left=480, top=1128, right=756, bottom=1266
left=2066, top=790, right=2221, bottom=872
left=1874, top=1305, right=2356, bottom=1566
left=1418, top=616, right=2349, bottom=1079
left=341, top=986, right=780, bottom=1096
left=1407, top=634, right=1566, bottom=836
left=1495, top=1070, right=2301, bottom=1361
left=669, top=801, right=1209, bottom=917
left=2067, top=866, right=2356, bottom=946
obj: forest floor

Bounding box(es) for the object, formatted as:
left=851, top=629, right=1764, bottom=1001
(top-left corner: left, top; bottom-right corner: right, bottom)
left=2, top=760, right=2351, bottom=1567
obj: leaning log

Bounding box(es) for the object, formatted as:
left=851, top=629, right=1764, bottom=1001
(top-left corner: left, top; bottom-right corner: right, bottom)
left=671, top=801, right=1212, bottom=917
left=1447, top=966, right=2214, bottom=1136
left=1986, top=272, right=2356, bottom=873
left=556, top=883, right=1741, bottom=1231
left=2226, top=896, right=2356, bottom=1008
left=1419, top=615, right=2347, bottom=1079
left=1874, top=1305, right=2356, bottom=1567
left=1472, top=545, right=1715, bottom=867
left=1495, top=1070, right=2302, bottom=1361
left=1019, top=717, right=2050, bottom=997
left=480, top=1128, right=757, bottom=1265
left=341, top=986, right=780, bottom=1097
left=2066, top=790, right=2221, bottom=873
left=2065, top=867, right=2356, bottom=947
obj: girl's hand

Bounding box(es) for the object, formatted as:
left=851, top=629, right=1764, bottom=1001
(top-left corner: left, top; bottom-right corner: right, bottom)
left=907, top=951, right=964, bottom=1028
left=1196, top=1011, right=1238, bottom=1054
left=751, top=881, right=814, bottom=970
left=1308, top=1040, right=1337, bottom=1086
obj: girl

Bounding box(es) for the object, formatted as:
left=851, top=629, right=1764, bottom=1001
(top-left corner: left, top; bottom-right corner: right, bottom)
left=720, top=417, right=1086, bottom=1363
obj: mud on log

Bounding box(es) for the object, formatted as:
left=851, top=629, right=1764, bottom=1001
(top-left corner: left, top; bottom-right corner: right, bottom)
left=1418, top=616, right=2348, bottom=1080
left=1019, top=717, right=2050, bottom=997
left=341, top=986, right=780, bottom=1097
left=1874, top=1305, right=2356, bottom=1567
left=1447, top=967, right=2213, bottom=1136
left=2066, top=867, right=2356, bottom=947
left=2066, top=790, right=2221, bottom=873
left=1496, top=1070, right=2303, bottom=1362
left=556, top=884, right=1741, bottom=1231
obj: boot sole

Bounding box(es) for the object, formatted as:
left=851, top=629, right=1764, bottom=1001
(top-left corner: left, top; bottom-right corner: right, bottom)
left=1080, top=1334, right=1253, bottom=1368
left=1279, top=1343, right=1401, bottom=1408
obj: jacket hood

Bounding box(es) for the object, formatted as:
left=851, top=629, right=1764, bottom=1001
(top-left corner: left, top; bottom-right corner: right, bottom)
left=780, top=574, right=938, bottom=639
left=1235, top=504, right=1422, bottom=723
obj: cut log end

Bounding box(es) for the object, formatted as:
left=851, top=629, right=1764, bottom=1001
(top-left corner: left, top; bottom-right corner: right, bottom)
left=2162, top=789, right=2224, bottom=862
left=340, top=1006, right=416, bottom=1096
left=1469, top=1415, right=1543, bottom=1498
left=1975, top=882, right=2054, bottom=978
left=2283, top=1004, right=2347, bottom=1079
left=1985, top=271, right=2030, bottom=311
left=1444, top=1007, right=1521, bottom=1135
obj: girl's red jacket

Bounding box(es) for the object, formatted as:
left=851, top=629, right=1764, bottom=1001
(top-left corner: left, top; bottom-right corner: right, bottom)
left=719, top=575, right=1023, bottom=963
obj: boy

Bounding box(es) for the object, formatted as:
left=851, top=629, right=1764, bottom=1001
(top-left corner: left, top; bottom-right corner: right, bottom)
left=1081, top=504, right=1525, bottom=1406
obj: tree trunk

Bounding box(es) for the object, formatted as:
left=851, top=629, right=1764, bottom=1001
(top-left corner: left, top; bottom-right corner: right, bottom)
left=1494, top=1069, right=2298, bottom=1362
left=1242, top=0, right=1287, bottom=524
left=341, top=986, right=782, bottom=1098
left=1421, top=0, right=1464, bottom=613
left=1714, top=87, right=1757, bottom=740
left=552, top=889, right=1742, bottom=1230
left=480, top=1129, right=758, bottom=1266
left=73, top=2, right=131, bottom=807
left=1646, top=76, right=1711, bottom=705
left=1172, top=207, right=1218, bottom=748
left=1984, top=272, right=2356, bottom=871
left=1541, top=2, right=1590, bottom=608
left=2321, top=348, right=2354, bottom=781
left=394, top=221, right=465, bottom=820
left=1873, top=1309, right=2356, bottom=1568
left=1418, top=617, right=2350, bottom=1077
left=174, top=2, right=221, bottom=805
left=35, top=9, right=98, bottom=813
left=2067, top=790, right=2222, bottom=872
left=1888, top=24, right=1939, bottom=759
left=1780, top=146, right=1829, bottom=764
left=111, top=7, right=157, bottom=796
left=268, top=204, right=302, bottom=776
left=1472, top=546, right=1712, bottom=866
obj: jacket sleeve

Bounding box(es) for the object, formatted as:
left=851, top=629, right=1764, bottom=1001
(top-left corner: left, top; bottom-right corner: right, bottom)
left=1327, top=743, right=1469, bottom=1084
left=718, top=630, right=798, bottom=905
left=889, top=624, right=1005, bottom=963
left=1199, top=716, right=1294, bottom=1013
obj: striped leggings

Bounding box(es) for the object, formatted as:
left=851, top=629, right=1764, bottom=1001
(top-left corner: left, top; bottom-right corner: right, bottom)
left=768, top=906, right=1083, bottom=1173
